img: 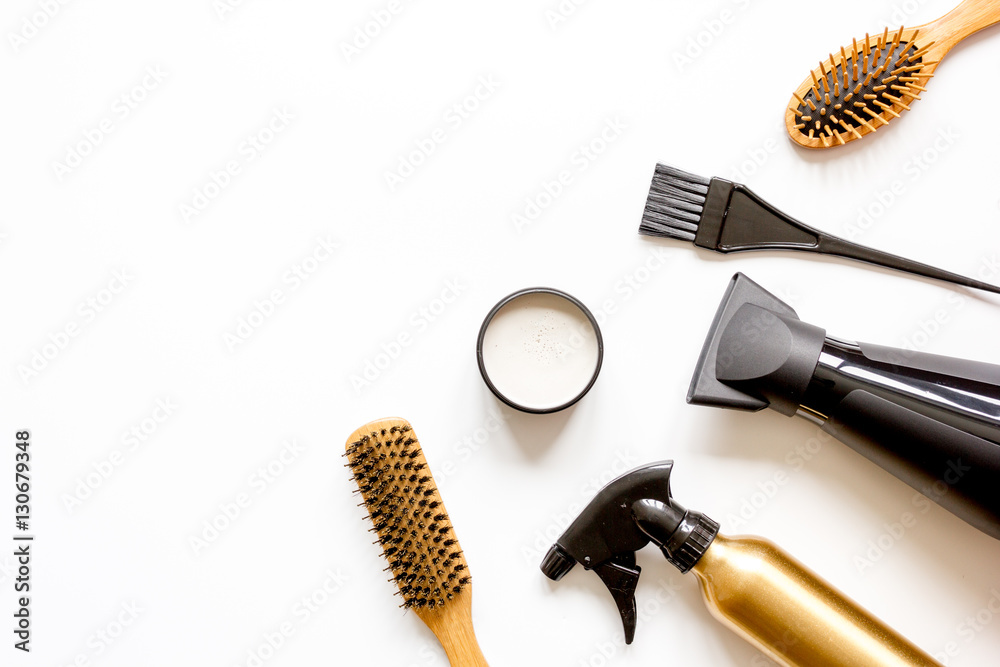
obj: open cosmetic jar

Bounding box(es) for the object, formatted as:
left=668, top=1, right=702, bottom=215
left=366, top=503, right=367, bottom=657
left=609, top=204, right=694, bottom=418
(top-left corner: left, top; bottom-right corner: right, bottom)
left=477, top=287, right=604, bottom=414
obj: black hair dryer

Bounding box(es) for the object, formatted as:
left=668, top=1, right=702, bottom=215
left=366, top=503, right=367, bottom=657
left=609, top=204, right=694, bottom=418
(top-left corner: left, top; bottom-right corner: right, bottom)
left=688, top=273, right=1000, bottom=540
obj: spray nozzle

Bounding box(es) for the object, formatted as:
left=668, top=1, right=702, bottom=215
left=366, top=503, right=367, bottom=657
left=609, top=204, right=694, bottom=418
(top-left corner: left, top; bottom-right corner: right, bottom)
left=540, top=461, right=719, bottom=644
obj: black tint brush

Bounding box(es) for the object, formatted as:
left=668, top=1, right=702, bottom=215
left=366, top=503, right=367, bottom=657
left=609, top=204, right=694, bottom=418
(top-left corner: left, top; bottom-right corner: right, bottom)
left=639, top=163, right=1000, bottom=295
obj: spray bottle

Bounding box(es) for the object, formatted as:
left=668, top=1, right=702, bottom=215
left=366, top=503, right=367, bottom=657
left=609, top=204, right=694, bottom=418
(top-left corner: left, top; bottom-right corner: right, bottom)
left=541, top=461, right=942, bottom=667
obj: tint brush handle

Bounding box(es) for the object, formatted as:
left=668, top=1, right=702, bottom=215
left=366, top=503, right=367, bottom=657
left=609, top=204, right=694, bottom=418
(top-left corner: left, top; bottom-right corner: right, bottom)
left=817, top=235, right=1000, bottom=295
left=695, top=179, right=1000, bottom=295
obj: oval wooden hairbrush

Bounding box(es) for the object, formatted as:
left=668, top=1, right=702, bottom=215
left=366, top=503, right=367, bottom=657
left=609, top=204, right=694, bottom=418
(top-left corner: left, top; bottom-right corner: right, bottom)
left=345, top=417, right=489, bottom=666
left=786, top=0, right=1000, bottom=148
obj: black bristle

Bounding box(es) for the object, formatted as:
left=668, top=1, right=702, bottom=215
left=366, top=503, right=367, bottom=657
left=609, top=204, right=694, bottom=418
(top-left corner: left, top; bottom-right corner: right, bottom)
left=638, top=163, right=710, bottom=242
left=346, top=421, right=471, bottom=611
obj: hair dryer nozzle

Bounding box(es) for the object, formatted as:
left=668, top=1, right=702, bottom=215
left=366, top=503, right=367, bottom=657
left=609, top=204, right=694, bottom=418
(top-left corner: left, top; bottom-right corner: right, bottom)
left=687, top=273, right=825, bottom=415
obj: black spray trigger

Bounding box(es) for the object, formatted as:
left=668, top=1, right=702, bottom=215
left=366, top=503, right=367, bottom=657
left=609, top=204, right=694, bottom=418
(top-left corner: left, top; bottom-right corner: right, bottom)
left=593, top=553, right=641, bottom=644
left=541, top=462, right=720, bottom=645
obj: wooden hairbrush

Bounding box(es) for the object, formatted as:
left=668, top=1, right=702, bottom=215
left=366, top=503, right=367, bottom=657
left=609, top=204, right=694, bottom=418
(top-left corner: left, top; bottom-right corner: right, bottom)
left=345, top=417, right=489, bottom=666
left=786, top=0, right=1000, bottom=148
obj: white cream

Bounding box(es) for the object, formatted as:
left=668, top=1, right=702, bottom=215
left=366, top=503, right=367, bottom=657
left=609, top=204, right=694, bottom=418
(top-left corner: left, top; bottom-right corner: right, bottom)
left=481, top=292, right=600, bottom=411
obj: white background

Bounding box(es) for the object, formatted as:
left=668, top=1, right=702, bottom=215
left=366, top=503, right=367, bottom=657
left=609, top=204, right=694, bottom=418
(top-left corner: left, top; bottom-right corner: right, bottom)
left=3, top=0, right=1000, bottom=665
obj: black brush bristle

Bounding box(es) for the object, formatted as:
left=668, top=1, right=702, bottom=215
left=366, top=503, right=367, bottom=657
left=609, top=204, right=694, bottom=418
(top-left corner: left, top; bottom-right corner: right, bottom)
left=639, top=163, right=710, bottom=242
left=345, top=422, right=471, bottom=612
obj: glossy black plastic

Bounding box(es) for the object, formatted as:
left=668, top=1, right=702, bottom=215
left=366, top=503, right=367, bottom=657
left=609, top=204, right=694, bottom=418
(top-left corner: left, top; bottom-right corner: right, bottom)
left=804, top=340, right=1000, bottom=539
left=689, top=273, right=1000, bottom=540
left=804, top=339, right=1000, bottom=444
left=640, top=163, right=1000, bottom=294
left=540, top=461, right=718, bottom=644
left=696, top=178, right=1000, bottom=295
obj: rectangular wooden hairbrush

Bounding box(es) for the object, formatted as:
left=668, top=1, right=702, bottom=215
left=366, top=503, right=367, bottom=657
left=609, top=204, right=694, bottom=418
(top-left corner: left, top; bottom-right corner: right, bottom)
left=345, top=417, right=489, bottom=666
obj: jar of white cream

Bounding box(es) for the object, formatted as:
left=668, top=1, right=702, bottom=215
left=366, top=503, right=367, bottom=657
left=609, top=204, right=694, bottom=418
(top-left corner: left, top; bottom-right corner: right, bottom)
left=477, top=288, right=604, bottom=413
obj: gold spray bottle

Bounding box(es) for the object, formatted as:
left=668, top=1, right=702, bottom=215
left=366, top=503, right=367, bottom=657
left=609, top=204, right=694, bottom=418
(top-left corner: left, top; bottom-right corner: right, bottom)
left=541, top=461, right=941, bottom=667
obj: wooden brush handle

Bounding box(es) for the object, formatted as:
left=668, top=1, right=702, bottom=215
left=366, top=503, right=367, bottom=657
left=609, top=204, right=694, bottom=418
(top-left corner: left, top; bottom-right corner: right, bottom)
left=346, top=418, right=489, bottom=666
left=417, top=588, right=489, bottom=666
left=920, top=0, right=1000, bottom=55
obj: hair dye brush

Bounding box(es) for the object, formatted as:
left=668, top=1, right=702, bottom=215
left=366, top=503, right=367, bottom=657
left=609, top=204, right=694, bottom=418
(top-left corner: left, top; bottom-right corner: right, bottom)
left=786, top=0, right=1000, bottom=148
left=689, top=273, right=1000, bottom=539
left=639, top=163, right=1000, bottom=295
left=542, top=461, right=942, bottom=667
left=345, top=418, right=489, bottom=666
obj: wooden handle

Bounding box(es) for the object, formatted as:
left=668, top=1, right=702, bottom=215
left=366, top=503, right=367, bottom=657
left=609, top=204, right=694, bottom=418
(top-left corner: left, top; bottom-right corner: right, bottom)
left=919, top=0, right=1000, bottom=56
left=417, top=588, right=489, bottom=666
left=346, top=418, right=489, bottom=666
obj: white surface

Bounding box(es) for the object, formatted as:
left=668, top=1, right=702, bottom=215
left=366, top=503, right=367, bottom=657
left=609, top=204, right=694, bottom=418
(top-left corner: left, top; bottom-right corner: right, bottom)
left=481, top=291, right=600, bottom=410
left=2, top=1, right=999, bottom=665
